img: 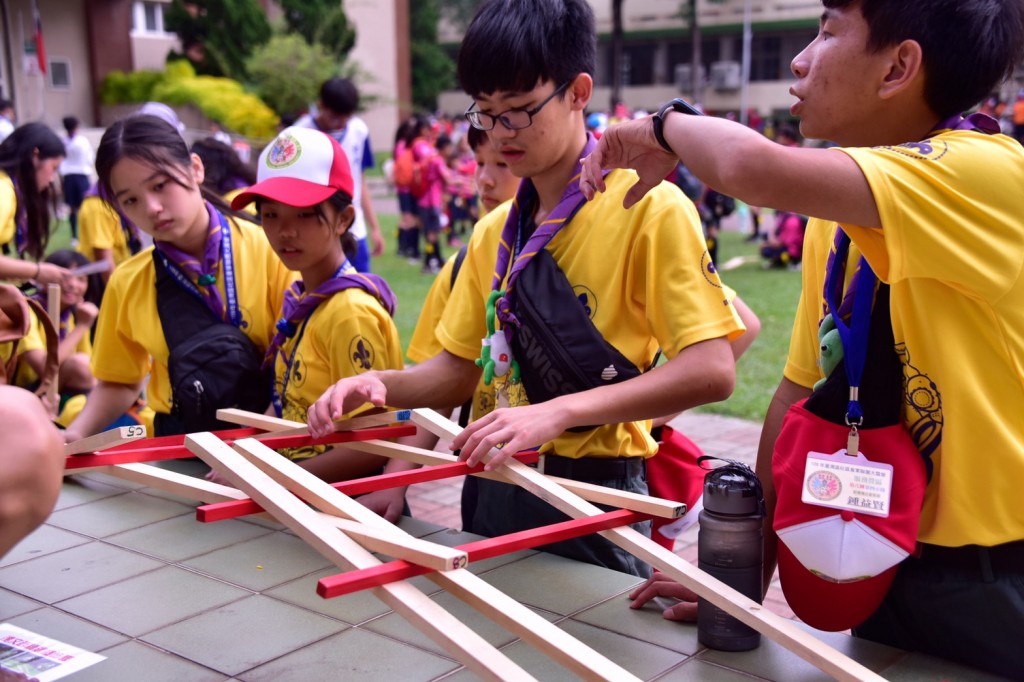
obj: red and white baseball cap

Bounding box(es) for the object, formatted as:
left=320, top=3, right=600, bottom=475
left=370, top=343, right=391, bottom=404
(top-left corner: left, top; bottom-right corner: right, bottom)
left=231, top=126, right=354, bottom=209
left=772, top=399, right=927, bottom=632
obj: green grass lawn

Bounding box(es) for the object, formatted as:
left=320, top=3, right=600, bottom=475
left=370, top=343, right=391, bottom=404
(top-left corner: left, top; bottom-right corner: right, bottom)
left=49, top=211, right=802, bottom=423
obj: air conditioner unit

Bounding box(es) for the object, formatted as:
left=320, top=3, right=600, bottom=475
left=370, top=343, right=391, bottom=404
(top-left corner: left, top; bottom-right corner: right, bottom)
left=710, top=61, right=742, bottom=91
left=674, top=64, right=706, bottom=92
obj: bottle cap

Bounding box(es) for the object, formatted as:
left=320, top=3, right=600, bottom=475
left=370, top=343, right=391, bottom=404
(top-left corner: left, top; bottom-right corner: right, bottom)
left=703, top=463, right=764, bottom=516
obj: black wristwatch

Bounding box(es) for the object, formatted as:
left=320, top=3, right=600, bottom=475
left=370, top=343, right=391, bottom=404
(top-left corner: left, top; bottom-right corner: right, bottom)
left=651, top=98, right=702, bottom=153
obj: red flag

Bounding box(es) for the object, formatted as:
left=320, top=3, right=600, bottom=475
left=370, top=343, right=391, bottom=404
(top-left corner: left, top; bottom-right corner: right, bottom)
left=32, top=0, right=46, bottom=75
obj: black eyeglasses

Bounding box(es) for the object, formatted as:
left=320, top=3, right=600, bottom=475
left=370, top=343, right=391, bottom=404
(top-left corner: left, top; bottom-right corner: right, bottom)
left=465, top=80, right=573, bottom=131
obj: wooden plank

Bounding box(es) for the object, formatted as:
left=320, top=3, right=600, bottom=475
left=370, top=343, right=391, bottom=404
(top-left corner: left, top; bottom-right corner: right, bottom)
left=185, top=432, right=535, bottom=682
left=318, top=509, right=649, bottom=597
left=348, top=439, right=684, bottom=519
left=321, top=516, right=467, bottom=573
left=195, top=451, right=539, bottom=523
left=230, top=437, right=642, bottom=681
left=64, top=425, right=148, bottom=456
left=65, top=425, right=414, bottom=470
left=101, top=463, right=248, bottom=504
left=410, top=410, right=886, bottom=682
left=215, top=408, right=299, bottom=431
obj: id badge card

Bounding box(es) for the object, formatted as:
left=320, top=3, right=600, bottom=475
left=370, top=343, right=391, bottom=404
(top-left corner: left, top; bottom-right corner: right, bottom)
left=801, top=449, right=894, bottom=518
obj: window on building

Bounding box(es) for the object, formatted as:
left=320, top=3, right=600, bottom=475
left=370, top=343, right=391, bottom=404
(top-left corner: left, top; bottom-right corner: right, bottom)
left=750, top=35, right=783, bottom=82
left=132, top=1, right=169, bottom=35
left=49, top=60, right=70, bottom=90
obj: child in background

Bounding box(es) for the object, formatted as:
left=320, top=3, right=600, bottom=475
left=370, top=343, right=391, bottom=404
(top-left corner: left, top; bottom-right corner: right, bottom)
left=59, top=116, right=95, bottom=249
left=63, top=114, right=294, bottom=441
left=229, top=126, right=415, bottom=521
left=191, top=137, right=257, bottom=215
left=415, top=134, right=453, bottom=274
left=76, top=184, right=144, bottom=284
left=0, top=123, right=70, bottom=286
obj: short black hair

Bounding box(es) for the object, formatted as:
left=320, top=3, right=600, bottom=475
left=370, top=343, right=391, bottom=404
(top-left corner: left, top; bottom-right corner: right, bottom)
left=62, top=116, right=79, bottom=135
left=823, top=0, right=1024, bottom=117
left=457, top=0, right=596, bottom=98
left=319, top=77, right=359, bottom=117
left=467, top=126, right=488, bottom=151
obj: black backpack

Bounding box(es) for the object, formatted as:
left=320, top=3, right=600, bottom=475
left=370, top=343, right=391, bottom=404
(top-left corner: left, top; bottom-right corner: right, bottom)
left=153, top=252, right=271, bottom=436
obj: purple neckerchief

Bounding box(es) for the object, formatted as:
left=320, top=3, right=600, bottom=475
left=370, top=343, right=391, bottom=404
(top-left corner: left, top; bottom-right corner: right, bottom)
left=10, top=177, right=27, bottom=257
left=491, top=134, right=608, bottom=340
left=823, top=110, right=999, bottom=318
left=263, top=260, right=397, bottom=370
left=87, top=184, right=143, bottom=256
left=154, top=202, right=231, bottom=323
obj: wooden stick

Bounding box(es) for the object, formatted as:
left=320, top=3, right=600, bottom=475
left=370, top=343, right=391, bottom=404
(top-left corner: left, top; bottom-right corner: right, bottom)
left=185, top=432, right=535, bottom=682
left=229, top=437, right=641, bottom=681
left=196, top=452, right=540, bottom=523
left=101, top=463, right=248, bottom=504
left=318, top=509, right=649, bottom=598
left=320, top=516, right=467, bottom=572
left=64, top=425, right=148, bottom=456
left=348, top=438, right=685, bottom=519
left=215, top=408, right=298, bottom=431
left=410, top=410, right=885, bottom=682
left=46, top=283, right=59, bottom=406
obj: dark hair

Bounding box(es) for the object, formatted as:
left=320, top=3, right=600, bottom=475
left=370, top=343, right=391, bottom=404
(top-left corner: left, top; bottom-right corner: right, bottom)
left=467, top=126, right=488, bottom=151
left=45, top=248, right=102, bottom=307
left=435, top=134, right=452, bottom=152
left=457, top=0, right=596, bottom=98
left=191, top=137, right=257, bottom=195
left=823, top=0, right=1024, bottom=117
left=62, top=116, right=79, bottom=136
left=319, top=78, right=359, bottom=117
left=0, top=100, right=12, bottom=114
left=0, top=122, right=64, bottom=260
left=95, top=115, right=255, bottom=226
left=775, top=124, right=801, bottom=144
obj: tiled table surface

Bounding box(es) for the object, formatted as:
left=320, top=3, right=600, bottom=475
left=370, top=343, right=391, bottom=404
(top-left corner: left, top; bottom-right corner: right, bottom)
left=1, top=463, right=1005, bottom=681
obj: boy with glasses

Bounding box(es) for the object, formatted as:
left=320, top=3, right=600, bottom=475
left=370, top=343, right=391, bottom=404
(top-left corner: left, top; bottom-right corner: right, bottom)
left=309, top=0, right=744, bottom=576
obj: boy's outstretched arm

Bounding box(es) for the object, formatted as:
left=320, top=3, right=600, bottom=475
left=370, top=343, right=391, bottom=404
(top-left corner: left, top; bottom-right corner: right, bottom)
left=452, top=336, right=735, bottom=469
left=580, top=114, right=881, bottom=229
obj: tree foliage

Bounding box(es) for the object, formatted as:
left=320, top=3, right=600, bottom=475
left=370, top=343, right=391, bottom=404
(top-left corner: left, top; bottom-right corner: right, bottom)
left=277, top=0, right=357, bottom=58
left=247, top=33, right=337, bottom=118
left=164, top=0, right=271, bottom=80
left=411, top=0, right=455, bottom=110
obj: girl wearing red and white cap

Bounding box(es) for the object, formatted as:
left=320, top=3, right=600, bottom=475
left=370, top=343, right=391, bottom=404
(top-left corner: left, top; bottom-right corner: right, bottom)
left=231, top=127, right=414, bottom=521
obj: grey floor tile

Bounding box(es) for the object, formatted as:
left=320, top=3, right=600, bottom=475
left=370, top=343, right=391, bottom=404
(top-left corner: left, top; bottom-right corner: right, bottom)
left=0, top=588, right=43, bottom=620
left=658, top=658, right=771, bottom=681
left=8, top=606, right=129, bottom=651
left=53, top=477, right=130, bottom=511
left=240, top=628, right=460, bottom=681
left=142, top=594, right=347, bottom=677
left=362, top=589, right=559, bottom=656
left=74, top=472, right=146, bottom=490
left=0, top=525, right=92, bottom=568
left=264, top=567, right=437, bottom=624
left=478, top=552, right=641, bottom=615
left=571, top=588, right=701, bottom=655
left=699, top=622, right=904, bottom=682
left=70, top=640, right=229, bottom=682
left=182, top=532, right=332, bottom=591
left=106, top=515, right=273, bottom=562
left=46, top=492, right=193, bottom=538
left=0, top=542, right=164, bottom=603
left=57, top=565, right=252, bottom=636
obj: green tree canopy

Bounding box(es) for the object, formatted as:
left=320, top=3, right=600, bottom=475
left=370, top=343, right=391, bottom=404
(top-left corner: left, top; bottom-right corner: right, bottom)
left=411, top=0, right=455, bottom=110
left=164, top=0, right=272, bottom=80
left=277, top=0, right=357, bottom=58
left=247, top=33, right=337, bottom=118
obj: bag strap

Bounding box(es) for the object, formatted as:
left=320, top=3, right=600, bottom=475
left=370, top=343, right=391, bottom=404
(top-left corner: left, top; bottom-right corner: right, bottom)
left=152, top=250, right=220, bottom=354
left=24, top=297, right=59, bottom=398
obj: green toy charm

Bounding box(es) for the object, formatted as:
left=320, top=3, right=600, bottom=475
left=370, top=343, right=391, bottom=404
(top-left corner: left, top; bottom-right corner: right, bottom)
left=476, top=290, right=521, bottom=386
left=814, top=313, right=844, bottom=392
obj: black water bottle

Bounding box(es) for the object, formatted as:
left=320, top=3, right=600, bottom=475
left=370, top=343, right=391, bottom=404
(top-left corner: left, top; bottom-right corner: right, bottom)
left=697, top=460, right=765, bottom=651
